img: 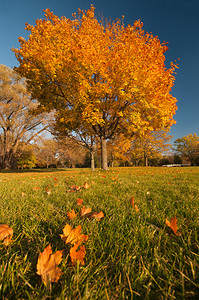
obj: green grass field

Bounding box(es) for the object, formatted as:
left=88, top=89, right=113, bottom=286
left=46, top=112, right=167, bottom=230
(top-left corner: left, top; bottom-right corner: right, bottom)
left=0, top=167, right=199, bottom=299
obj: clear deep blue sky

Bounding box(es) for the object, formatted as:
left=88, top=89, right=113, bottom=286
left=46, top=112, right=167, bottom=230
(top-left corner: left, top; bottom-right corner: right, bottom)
left=0, top=0, right=198, bottom=142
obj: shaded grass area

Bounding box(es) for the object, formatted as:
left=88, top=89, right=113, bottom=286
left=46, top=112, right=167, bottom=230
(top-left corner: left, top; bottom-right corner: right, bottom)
left=0, top=167, right=199, bottom=299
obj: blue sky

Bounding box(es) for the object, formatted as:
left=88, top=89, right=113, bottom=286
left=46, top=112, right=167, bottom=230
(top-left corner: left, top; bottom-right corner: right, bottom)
left=0, top=0, right=198, bottom=142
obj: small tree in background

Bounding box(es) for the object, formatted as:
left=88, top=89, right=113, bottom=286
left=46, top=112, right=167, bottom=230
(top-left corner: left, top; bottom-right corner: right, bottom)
left=174, top=133, right=199, bottom=165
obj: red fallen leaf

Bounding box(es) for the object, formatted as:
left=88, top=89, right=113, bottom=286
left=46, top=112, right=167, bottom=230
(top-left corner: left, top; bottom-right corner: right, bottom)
left=54, top=178, right=58, bottom=182
left=67, top=209, right=77, bottom=220
left=83, top=182, right=90, bottom=189
left=60, top=224, right=88, bottom=245
left=36, top=244, right=63, bottom=285
left=165, top=216, right=181, bottom=236
left=77, top=198, right=83, bottom=206
left=80, top=206, right=92, bottom=217
left=0, top=224, right=13, bottom=246
left=102, top=175, right=106, bottom=178
left=70, top=241, right=86, bottom=265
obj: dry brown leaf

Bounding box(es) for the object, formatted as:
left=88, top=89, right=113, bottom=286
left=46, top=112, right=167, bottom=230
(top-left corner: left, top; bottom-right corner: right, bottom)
left=67, top=209, right=77, bottom=220
left=60, top=224, right=88, bottom=245
left=70, top=242, right=86, bottom=265
left=36, top=244, right=63, bottom=285
left=165, top=216, right=181, bottom=236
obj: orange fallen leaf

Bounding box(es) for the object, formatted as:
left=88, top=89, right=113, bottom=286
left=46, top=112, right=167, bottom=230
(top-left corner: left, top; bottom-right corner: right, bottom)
left=68, top=185, right=81, bottom=192
left=36, top=244, right=63, bottom=285
left=91, top=211, right=104, bottom=221
left=83, top=182, right=90, bottom=189
left=0, top=224, right=13, bottom=244
left=70, top=241, right=86, bottom=265
left=130, top=197, right=139, bottom=212
left=3, top=235, right=13, bottom=246
left=134, top=204, right=139, bottom=212
left=67, top=209, right=77, bottom=220
left=80, top=206, right=92, bottom=217
left=77, top=198, right=83, bottom=206
left=165, top=216, right=181, bottom=236
left=32, top=186, right=40, bottom=191
left=130, top=196, right=135, bottom=206
left=60, top=224, right=88, bottom=245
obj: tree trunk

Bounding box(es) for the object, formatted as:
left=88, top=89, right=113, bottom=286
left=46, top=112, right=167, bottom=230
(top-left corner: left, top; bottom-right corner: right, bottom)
left=90, top=149, right=95, bottom=171
left=100, top=136, right=108, bottom=170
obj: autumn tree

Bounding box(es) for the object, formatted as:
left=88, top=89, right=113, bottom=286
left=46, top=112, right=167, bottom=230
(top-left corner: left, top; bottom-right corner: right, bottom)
left=13, top=6, right=178, bottom=170
left=16, top=144, right=37, bottom=169
left=130, top=131, right=172, bottom=166
left=174, top=133, right=199, bottom=165
left=35, top=138, right=58, bottom=168
left=0, top=65, right=50, bottom=169
left=106, top=134, right=131, bottom=167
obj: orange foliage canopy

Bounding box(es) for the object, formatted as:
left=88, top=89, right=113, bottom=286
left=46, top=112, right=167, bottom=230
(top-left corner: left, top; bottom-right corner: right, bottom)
left=13, top=5, right=178, bottom=142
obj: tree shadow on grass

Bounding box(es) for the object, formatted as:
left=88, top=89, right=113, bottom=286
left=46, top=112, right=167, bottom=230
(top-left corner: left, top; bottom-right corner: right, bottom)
left=0, top=168, right=73, bottom=174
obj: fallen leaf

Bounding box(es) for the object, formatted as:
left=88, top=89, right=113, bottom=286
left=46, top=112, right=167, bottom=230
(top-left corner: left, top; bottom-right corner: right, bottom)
left=91, top=211, right=104, bottom=221
left=3, top=236, right=13, bottom=246
left=32, top=186, right=40, bottom=191
left=67, top=209, right=77, bottom=220
left=165, top=216, right=181, bottom=236
left=36, top=244, right=63, bottom=285
left=130, top=197, right=139, bottom=212
left=77, top=198, right=83, bottom=206
left=83, top=182, right=90, bottom=189
left=70, top=241, right=86, bottom=265
left=60, top=224, right=88, bottom=245
left=0, top=224, right=13, bottom=243
left=134, top=204, right=140, bottom=212
left=80, top=206, right=92, bottom=217
left=68, top=185, right=81, bottom=192
left=130, top=196, right=135, bottom=207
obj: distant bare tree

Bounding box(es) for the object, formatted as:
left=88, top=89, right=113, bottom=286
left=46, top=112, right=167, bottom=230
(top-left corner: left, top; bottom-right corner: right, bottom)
left=0, top=65, right=50, bottom=168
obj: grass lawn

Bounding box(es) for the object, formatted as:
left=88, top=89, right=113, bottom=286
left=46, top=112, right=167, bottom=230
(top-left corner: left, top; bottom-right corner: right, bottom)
left=0, top=166, right=199, bottom=299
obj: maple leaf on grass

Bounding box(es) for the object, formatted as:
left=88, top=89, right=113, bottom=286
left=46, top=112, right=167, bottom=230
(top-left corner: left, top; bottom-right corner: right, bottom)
left=83, top=182, right=90, bottom=189
left=60, top=224, right=88, bottom=245
left=77, top=198, right=83, bottom=206
left=90, top=211, right=104, bottom=221
left=36, top=244, right=63, bottom=285
left=70, top=241, right=86, bottom=266
left=67, top=209, right=77, bottom=220
left=0, top=224, right=13, bottom=246
left=165, top=216, right=181, bottom=236
left=80, top=206, right=92, bottom=217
